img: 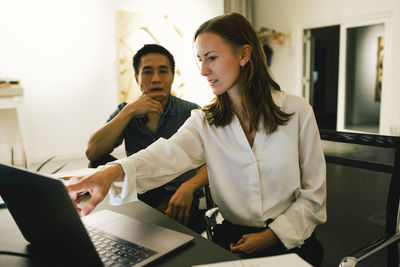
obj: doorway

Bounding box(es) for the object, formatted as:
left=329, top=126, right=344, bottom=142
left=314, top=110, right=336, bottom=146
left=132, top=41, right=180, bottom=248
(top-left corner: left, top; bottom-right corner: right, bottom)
left=304, top=26, right=340, bottom=130
left=303, top=18, right=388, bottom=134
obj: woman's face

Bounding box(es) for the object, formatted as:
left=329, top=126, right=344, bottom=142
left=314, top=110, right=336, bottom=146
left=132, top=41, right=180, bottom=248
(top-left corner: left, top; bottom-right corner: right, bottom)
left=195, top=32, right=242, bottom=96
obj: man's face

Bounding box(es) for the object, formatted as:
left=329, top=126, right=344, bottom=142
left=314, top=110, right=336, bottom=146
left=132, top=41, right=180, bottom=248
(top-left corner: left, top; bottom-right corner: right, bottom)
left=135, top=53, right=174, bottom=106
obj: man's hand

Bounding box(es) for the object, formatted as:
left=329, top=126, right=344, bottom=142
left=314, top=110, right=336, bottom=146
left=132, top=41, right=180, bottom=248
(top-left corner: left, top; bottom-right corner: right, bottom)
left=229, top=228, right=279, bottom=256
left=164, top=182, right=196, bottom=225
left=85, top=91, right=168, bottom=162
left=126, top=92, right=167, bottom=116
left=164, top=165, right=209, bottom=225
left=66, top=164, right=124, bottom=216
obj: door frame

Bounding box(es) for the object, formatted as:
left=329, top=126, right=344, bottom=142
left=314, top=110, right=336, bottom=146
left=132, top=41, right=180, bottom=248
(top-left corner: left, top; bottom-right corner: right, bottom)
left=301, top=11, right=392, bottom=134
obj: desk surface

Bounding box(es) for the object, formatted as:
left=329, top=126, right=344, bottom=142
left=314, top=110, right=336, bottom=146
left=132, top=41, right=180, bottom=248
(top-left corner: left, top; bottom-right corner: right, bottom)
left=0, top=199, right=238, bottom=267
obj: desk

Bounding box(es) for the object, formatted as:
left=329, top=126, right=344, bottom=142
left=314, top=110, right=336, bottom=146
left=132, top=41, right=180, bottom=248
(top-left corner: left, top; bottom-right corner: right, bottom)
left=0, top=199, right=239, bottom=267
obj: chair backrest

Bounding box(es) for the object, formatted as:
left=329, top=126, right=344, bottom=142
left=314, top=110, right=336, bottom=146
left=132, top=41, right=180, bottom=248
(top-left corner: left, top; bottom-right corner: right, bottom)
left=88, top=154, right=118, bottom=168
left=317, top=129, right=400, bottom=266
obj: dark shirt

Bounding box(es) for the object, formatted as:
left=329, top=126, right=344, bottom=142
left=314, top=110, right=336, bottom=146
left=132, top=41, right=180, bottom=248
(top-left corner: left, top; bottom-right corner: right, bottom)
left=108, top=95, right=200, bottom=191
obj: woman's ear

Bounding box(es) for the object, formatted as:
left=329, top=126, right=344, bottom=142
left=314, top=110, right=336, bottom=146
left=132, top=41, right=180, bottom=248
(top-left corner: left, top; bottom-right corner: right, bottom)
left=239, top=44, right=252, bottom=67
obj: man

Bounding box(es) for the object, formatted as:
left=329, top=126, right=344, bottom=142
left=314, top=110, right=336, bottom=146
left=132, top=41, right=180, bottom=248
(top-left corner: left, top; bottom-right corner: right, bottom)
left=85, top=44, right=208, bottom=233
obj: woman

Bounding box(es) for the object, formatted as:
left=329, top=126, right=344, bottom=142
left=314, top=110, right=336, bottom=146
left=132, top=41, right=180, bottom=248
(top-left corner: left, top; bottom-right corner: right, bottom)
left=67, top=12, right=326, bottom=266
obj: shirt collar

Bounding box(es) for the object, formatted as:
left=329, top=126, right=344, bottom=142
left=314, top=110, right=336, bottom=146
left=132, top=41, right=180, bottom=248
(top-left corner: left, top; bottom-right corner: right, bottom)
left=162, top=94, right=178, bottom=117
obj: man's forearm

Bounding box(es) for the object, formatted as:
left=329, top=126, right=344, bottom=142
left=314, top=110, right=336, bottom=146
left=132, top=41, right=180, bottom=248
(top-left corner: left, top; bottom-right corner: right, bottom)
left=86, top=110, right=133, bottom=161
left=86, top=125, right=121, bottom=161
left=181, top=165, right=209, bottom=192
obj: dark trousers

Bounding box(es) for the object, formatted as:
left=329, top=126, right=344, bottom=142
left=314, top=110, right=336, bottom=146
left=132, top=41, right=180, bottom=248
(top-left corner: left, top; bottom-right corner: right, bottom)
left=138, top=187, right=206, bottom=234
left=212, top=220, right=323, bottom=267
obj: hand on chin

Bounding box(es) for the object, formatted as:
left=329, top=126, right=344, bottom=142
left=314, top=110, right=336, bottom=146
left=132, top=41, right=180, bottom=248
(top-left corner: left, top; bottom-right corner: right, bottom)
left=146, top=90, right=168, bottom=101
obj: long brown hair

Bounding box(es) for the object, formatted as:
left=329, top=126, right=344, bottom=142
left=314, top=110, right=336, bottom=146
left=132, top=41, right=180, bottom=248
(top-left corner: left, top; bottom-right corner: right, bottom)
left=194, top=12, right=292, bottom=134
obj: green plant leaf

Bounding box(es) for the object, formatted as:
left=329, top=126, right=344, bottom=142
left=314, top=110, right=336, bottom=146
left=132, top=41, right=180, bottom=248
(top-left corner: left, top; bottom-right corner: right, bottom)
left=36, top=156, right=56, bottom=172
left=51, top=163, right=66, bottom=174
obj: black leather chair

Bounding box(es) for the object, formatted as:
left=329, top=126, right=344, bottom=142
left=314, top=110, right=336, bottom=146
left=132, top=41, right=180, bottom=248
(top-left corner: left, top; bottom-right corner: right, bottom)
left=88, top=154, right=118, bottom=168
left=317, top=130, right=400, bottom=267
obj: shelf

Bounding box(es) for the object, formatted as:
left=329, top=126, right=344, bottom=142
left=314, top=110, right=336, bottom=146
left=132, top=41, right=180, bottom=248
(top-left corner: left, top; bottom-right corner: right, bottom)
left=0, top=87, right=23, bottom=97
left=0, top=88, right=28, bottom=167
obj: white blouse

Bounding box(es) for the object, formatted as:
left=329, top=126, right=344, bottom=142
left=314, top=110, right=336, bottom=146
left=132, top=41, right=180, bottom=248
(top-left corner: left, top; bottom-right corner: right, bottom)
left=109, top=90, right=327, bottom=249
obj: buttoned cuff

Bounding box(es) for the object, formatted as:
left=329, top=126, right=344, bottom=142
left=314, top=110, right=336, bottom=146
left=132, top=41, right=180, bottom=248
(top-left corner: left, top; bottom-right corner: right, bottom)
left=269, top=215, right=305, bottom=249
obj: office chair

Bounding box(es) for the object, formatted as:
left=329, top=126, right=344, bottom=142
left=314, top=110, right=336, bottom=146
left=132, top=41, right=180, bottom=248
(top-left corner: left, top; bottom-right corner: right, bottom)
left=203, top=183, right=218, bottom=240
left=88, top=154, right=117, bottom=168
left=317, top=130, right=400, bottom=267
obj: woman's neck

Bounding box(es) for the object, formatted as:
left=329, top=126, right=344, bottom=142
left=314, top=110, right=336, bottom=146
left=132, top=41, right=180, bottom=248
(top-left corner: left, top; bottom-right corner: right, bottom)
left=228, top=87, right=256, bottom=146
left=227, top=86, right=242, bottom=115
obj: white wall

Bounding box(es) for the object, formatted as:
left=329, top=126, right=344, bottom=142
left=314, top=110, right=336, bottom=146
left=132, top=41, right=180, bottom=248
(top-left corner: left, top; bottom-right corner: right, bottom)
left=0, top=0, right=223, bottom=165
left=349, top=24, right=383, bottom=126
left=253, top=0, right=400, bottom=135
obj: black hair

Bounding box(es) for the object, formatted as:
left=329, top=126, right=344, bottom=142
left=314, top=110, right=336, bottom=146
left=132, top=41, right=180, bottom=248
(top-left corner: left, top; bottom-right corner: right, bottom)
left=132, top=44, right=175, bottom=74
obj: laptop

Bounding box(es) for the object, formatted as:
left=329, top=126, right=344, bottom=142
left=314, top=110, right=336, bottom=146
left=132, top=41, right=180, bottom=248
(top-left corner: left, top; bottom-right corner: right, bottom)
left=0, top=163, right=193, bottom=267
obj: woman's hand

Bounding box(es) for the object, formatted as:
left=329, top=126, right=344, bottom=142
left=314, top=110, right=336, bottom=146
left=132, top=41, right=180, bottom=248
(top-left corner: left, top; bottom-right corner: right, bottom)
left=229, top=228, right=279, bottom=256
left=66, top=164, right=124, bottom=216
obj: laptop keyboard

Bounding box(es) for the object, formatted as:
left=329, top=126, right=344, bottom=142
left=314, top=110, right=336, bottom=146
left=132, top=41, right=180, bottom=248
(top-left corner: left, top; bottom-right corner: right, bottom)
left=86, top=225, right=158, bottom=267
